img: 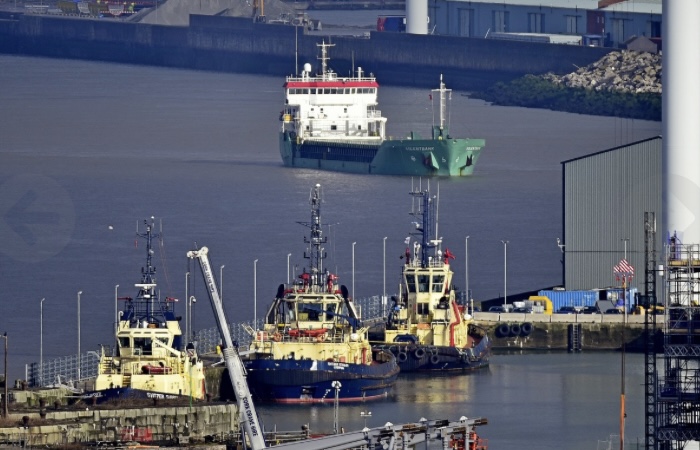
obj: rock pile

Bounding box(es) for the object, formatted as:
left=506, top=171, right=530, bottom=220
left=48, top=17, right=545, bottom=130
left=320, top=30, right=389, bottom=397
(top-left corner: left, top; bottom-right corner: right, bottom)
left=542, top=50, right=661, bottom=95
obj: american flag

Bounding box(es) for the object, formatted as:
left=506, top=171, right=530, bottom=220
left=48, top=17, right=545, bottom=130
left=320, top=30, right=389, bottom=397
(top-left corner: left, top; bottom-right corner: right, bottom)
left=614, top=259, right=635, bottom=280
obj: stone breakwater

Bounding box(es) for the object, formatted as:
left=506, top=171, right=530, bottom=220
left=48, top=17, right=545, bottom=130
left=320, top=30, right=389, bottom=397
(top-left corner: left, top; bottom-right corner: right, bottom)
left=542, top=50, right=661, bottom=95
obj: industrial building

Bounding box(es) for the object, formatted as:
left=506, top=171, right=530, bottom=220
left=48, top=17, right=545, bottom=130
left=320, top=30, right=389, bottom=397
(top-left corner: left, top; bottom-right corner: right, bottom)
left=423, top=0, right=661, bottom=49
left=561, top=136, right=662, bottom=292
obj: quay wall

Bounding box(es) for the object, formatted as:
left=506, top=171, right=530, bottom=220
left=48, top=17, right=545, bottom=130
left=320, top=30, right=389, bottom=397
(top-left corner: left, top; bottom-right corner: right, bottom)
left=0, top=14, right=614, bottom=90
left=473, top=314, right=660, bottom=351
left=0, top=403, right=236, bottom=446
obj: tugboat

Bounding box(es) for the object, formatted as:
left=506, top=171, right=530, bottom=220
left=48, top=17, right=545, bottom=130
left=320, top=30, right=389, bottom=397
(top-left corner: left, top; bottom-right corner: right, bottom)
left=242, top=184, right=400, bottom=403
left=86, top=219, right=206, bottom=402
left=373, top=185, right=491, bottom=372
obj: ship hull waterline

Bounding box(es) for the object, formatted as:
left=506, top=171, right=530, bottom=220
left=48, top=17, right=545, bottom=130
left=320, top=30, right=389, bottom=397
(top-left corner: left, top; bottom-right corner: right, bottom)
left=280, top=132, right=485, bottom=176
left=243, top=358, right=400, bottom=404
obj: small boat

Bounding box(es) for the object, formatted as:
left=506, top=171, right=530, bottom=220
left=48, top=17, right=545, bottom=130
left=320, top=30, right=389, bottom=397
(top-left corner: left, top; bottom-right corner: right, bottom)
left=279, top=41, right=485, bottom=177
left=242, top=184, right=400, bottom=404
left=85, top=219, right=206, bottom=403
left=372, top=184, right=491, bottom=372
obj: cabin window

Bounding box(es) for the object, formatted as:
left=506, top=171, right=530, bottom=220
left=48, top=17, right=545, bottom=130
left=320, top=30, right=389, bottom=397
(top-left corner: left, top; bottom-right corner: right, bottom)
left=118, top=337, right=129, bottom=348
left=417, top=275, right=430, bottom=292
left=358, top=125, right=362, bottom=130
left=351, top=88, right=356, bottom=94
left=134, top=337, right=152, bottom=355
left=331, top=125, right=337, bottom=130
left=325, top=303, right=336, bottom=320
left=432, top=275, right=445, bottom=293
left=344, top=108, right=347, bottom=113
left=301, top=303, right=323, bottom=321
left=406, top=275, right=416, bottom=293
left=417, top=303, right=429, bottom=315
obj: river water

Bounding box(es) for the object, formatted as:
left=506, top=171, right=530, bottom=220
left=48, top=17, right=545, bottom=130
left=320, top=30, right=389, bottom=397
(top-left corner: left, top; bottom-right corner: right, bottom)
left=0, top=54, right=660, bottom=449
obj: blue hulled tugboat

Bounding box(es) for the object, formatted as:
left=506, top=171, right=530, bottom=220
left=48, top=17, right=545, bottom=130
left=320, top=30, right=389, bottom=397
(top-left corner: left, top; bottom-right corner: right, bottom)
left=242, top=184, right=399, bottom=403
left=373, top=185, right=491, bottom=372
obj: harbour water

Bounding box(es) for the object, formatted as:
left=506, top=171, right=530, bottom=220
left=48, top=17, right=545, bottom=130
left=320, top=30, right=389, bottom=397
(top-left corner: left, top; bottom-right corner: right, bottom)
left=0, top=54, right=660, bottom=449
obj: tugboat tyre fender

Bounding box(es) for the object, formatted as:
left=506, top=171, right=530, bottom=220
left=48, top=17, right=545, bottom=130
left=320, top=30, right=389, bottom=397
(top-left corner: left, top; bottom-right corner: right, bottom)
left=316, top=333, right=327, bottom=343
left=414, top=348, right=426, bottom=359
left=430, top=354, right=440, bottom=365
left=521, top=322, right=533, bottom=337
left=496, top=323, right=511, bottom=337
left=397, top=351, right=408, bottom=363
left=272, top=332, right=282, bottom=342
left=509, top=323, right=522, bottom=337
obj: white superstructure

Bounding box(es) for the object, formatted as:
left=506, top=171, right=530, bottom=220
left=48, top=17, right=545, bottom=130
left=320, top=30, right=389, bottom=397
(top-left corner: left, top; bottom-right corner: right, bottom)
left=280, top=42, right=387, bottom=143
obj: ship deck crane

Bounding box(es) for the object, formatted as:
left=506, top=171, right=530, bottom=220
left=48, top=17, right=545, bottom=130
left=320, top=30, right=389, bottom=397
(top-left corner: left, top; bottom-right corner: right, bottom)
left=188, top=245, right=488, bottom=450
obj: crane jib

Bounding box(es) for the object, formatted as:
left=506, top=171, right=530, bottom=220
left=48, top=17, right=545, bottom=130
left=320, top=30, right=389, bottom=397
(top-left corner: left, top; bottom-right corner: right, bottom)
left=242, top=397, right=260, bottom=436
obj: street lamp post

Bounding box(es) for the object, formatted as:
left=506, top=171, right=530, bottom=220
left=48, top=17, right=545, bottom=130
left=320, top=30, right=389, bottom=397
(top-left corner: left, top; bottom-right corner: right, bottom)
left=114, top=285, right=119, bottom=345
left=501, top=241, right=508, bottom=309
left=360, top=411, right=372, bottom=429
left=185, top=272, right=190, bottom=343
left=77, top=290, right=82, bottom=381
left=254, top=259, right=259, bottom=328
left=287, top=253, right=292, bottom=285
left=465, top=236, right=470, bottom=313
left=1, top=333, right=6, bottom=418
left=220, top=265, right=225, bottom=302
left=352, top=242, right=356, bottom=300
left=40, top=298, right=45, bottom=387
left=383, top=237, right=387, bottom=312
left=332, top=380, right=342, bottom=434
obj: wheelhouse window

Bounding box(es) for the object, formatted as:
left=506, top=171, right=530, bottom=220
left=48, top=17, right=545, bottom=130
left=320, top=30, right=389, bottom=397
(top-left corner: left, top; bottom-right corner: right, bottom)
left=417, top=303, right=429, bottom=315
left=432, top=275, right=445, bottom=293
left=417, top=275, right=430, bottom=292
left=406, top=274, right=416, bottom=293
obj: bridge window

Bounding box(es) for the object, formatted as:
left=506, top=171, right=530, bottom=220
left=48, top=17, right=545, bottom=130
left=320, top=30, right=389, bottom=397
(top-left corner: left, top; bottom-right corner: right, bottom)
left=406, top=275, right=416, bottom=293
left=432, top=275, right=445, bottom=293
left=417, top=303, right=429, bottom=315
left=417, top=275, right=430, bottom=292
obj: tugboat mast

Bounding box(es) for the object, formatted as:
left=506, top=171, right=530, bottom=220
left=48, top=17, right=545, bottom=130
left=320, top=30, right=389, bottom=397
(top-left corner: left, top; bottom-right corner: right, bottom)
left=299, top=184, right=328, bottom=288
left=409, top=187, right=439, bottom=268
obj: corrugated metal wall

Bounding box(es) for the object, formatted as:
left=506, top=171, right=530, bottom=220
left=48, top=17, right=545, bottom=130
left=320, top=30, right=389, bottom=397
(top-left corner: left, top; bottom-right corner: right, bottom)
left=562, top=136, right=662, bottom=291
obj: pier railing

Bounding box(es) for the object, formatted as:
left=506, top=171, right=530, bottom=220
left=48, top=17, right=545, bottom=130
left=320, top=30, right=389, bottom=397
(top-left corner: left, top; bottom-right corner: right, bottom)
left=26, top=295, right=387, bottom=388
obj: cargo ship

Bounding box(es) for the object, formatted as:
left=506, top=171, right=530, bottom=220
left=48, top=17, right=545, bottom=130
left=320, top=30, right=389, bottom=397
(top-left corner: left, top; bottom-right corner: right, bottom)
left=242, top=184, right=399, bottom=403
left=372, top=184, right=491, bottom=371
left=84, top=219, right=206, bottom=403
left=279, top=42, right=485, bottom=176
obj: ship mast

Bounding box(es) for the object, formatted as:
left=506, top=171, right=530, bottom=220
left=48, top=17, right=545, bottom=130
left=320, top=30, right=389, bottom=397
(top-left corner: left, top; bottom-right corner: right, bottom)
left=431, top=74, right=451, bottom=133
left=299, top=184, right=328, bottom=288
left=129, top=218, right=165, bottom=326
left=317, top=41, right=335, bottom=79
left=410, top=187, right=438, bottom=268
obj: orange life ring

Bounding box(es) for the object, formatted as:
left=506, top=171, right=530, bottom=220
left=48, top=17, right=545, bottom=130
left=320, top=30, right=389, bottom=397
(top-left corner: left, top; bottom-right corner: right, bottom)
left=272, top=332, right=282, bottom=342
left=316, top=333, right=327, bottom=343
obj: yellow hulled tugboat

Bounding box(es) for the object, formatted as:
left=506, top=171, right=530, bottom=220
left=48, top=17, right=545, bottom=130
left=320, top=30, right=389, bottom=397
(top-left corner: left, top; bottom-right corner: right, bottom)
left=373, top=186, right=491, bottom=372
left=86, top=219, right=206, bottom=402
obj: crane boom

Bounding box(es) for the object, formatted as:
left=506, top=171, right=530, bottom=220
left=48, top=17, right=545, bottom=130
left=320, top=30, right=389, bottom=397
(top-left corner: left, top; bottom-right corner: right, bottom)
left=186, top=246, right=266, bottom=450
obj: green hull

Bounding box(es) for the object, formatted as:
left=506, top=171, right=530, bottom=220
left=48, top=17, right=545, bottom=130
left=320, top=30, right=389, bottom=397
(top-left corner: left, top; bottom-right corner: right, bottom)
left=279, top=132, right=484, bottom=176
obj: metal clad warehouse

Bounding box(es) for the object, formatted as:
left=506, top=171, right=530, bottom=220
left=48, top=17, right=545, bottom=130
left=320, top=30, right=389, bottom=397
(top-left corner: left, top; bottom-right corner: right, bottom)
left=561, top=136, right=662, bottom=291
